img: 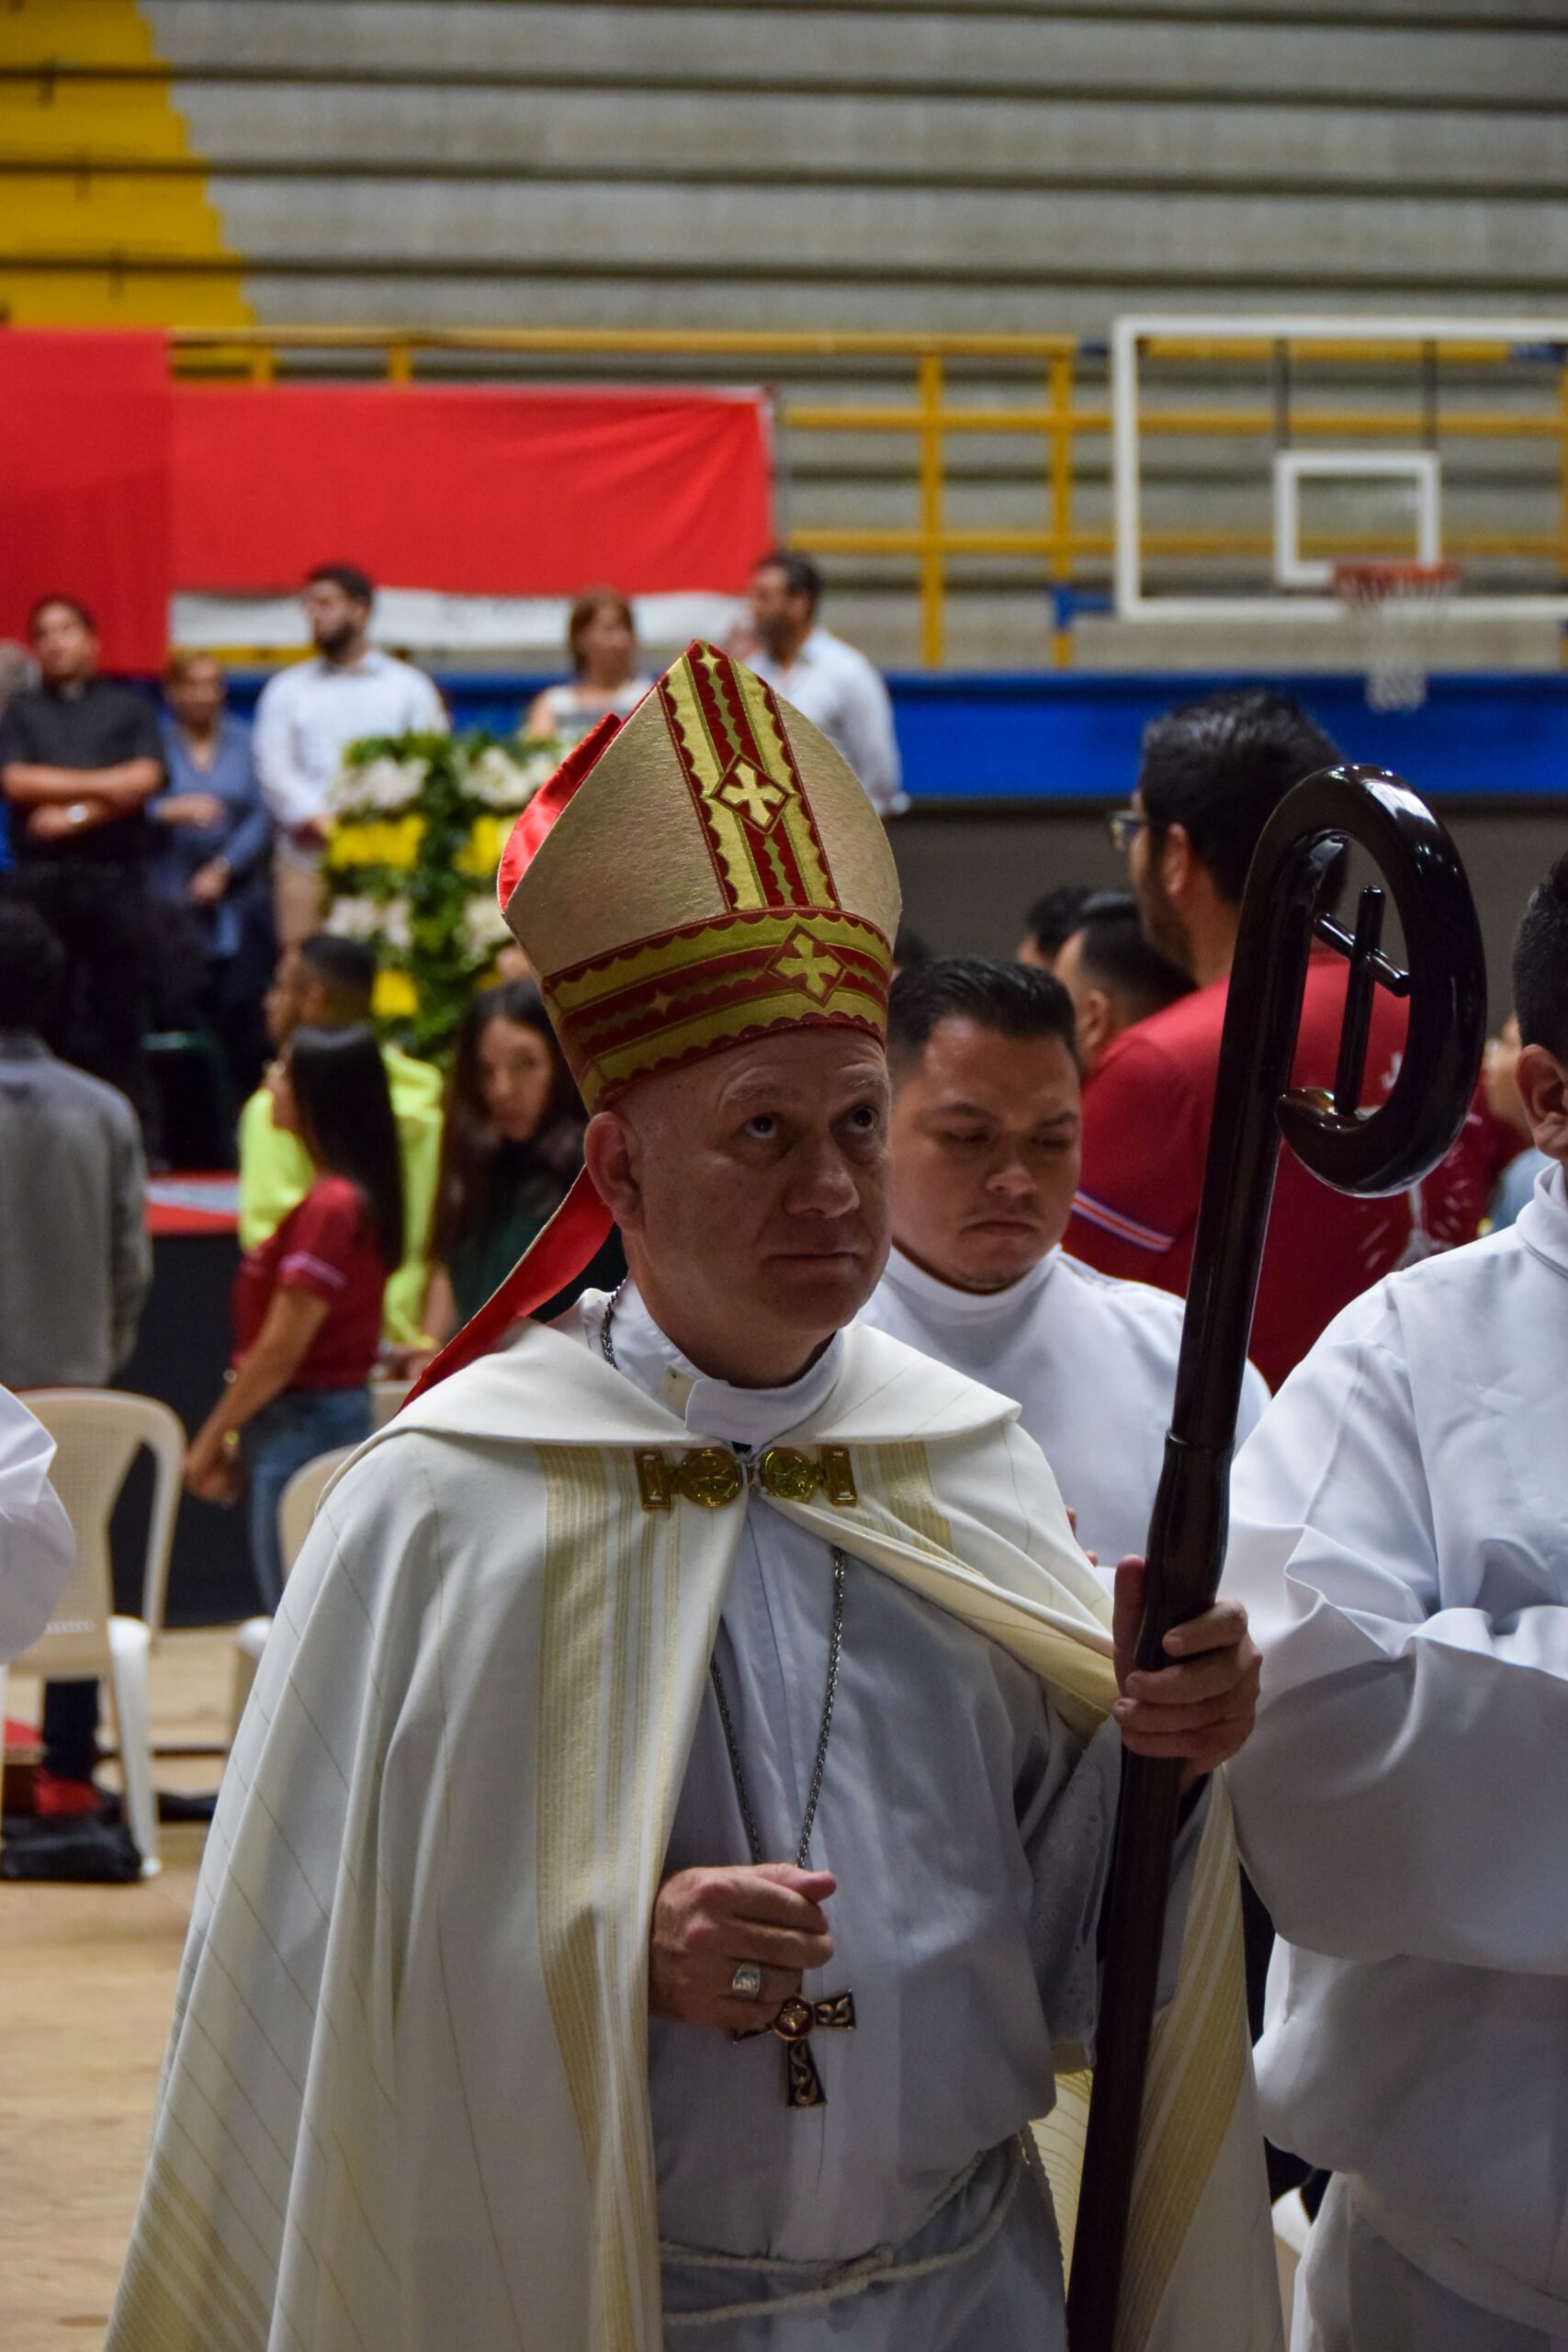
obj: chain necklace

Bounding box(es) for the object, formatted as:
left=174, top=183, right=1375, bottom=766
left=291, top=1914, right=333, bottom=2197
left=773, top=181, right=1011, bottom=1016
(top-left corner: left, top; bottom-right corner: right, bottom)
left=601, top=1282, right=856, bottom=2105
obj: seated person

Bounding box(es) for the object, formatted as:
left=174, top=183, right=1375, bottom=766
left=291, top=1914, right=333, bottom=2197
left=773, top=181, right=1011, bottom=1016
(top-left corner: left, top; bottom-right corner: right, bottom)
left=150, top=650, right=275, bottom=1095
left=424, top=978, right=624, bottom=1342
left=238, top=933, right=443, bottom=1351
left=523, top=588, right=651, bottom=744
left=860, top=956, right=1266, bottom=1571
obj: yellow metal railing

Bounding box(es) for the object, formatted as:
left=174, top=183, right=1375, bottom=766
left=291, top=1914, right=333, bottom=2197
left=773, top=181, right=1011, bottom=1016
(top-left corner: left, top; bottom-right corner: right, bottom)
left=168, top=325, right=1568, bottom=665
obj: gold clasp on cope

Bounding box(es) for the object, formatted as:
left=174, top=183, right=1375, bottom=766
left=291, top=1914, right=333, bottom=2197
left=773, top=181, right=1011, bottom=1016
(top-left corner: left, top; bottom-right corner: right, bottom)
left=634, top=1446, right=746, bottom=1510
left=755, top=1444, right=859, bottom=1507
left=635, top=1443, right=858, bottom=1512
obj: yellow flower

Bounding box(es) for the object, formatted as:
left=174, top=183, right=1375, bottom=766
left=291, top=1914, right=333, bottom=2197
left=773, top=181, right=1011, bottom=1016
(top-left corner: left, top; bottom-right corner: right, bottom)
left=372, top=967, right=420, bottom=1020
left=330, top=815, right=426, bottom=871
left=456, top=812, right=513, bottom=879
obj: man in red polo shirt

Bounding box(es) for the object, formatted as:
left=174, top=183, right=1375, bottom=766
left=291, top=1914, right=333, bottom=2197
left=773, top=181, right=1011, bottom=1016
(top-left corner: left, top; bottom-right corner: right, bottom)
left=1067, top=689, right=1508, bottom=1390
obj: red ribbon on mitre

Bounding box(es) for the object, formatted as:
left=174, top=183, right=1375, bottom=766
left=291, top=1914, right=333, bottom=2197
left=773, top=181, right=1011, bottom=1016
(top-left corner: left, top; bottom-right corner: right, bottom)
left=403, top=713, right=625, bottom=1404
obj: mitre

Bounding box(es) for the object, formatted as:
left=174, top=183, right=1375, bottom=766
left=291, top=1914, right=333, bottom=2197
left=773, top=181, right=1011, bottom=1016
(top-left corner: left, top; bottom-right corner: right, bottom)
left=500, top=639, right=901, bottom=1108
left=408, top=639, right=901, bottom=1396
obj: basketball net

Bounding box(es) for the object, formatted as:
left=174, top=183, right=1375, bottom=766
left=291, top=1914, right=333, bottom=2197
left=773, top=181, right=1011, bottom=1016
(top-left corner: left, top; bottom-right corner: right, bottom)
left=1333, top=559, right=1461, bottom=715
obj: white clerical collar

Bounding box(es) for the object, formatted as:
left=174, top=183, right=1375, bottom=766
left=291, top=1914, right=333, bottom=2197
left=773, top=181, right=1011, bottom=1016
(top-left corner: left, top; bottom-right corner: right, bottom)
left=880, top=1241, right=1059, bottom=1327
left=1517, top=1158, right=1568, bottom=1283
left=579, top=1282, right=845, bottom=1446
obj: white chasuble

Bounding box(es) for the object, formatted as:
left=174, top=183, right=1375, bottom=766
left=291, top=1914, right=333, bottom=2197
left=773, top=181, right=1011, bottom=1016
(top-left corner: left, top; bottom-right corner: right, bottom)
left=107, top=1314, right=1277, bottom=2352
left=1224, top=1164, right=1568, bottom=2340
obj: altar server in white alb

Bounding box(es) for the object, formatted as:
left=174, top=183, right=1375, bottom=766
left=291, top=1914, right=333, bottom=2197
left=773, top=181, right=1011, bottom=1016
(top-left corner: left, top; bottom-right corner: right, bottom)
left=861, top=956, right=1267, bottom=1572
left=108, top=647, right=1273, bottom=2352
left=0, top=1384, right=73, bottom=1661
left=1224, top=847, right=1568, bottom=2352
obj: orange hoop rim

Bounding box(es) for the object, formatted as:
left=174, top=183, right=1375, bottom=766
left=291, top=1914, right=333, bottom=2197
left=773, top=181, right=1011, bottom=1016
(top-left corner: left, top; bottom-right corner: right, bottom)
left=1332, top=559, right=1462, bottom=602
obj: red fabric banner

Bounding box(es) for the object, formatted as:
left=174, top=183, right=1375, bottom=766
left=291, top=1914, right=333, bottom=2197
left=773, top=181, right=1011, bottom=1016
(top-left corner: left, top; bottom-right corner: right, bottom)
left=0, top=330, right=172, bottom=673
left=172, top=383, right=773, bottom=595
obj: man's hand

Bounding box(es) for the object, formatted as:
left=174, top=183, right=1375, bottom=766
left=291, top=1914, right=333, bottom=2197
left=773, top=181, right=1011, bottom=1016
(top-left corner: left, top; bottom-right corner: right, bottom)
left=1111, top=1556, right=1259, bottom=1788
left=27, top=799, right=108, bottom=842
left=650, top=1862, right=835, bottom=2031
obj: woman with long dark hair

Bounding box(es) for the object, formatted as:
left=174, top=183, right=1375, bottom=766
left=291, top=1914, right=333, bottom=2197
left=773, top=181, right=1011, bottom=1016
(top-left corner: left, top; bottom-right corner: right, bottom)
left=425, top=979, right=623, bottom=1340
left=185, top=1023, right=403, bottom=1608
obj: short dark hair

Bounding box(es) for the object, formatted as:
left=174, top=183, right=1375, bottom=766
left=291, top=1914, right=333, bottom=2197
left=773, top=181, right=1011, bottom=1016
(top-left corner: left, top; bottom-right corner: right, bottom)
left=888, top=956, right=1078, bottom=1073
left=305, top=561, right=374, bottom=607
left=754, top=549, right=823, bottom=612
left=1023, top=884, right=1096, bottom=960
left=1514, top=850, right=1568, bottom=1062
left=28, top=593, right=96, bottom=637
left=0, top=899, right=65, bottom=1032
left=288, top=1023, right=405, bottom=1272
left=299, top=932, right=378, bottom=1010
left=1138, top=689, right=1342, bottom=905
left=1069, top=890, right=1194, bottom=1021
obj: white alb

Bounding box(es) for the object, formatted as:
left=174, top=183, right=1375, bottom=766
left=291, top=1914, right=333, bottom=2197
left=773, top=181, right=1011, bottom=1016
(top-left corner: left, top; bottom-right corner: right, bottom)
left=1224, top=1161, right=1568, bottom=2349
left=861, top=1246, right=1268, bottom=1577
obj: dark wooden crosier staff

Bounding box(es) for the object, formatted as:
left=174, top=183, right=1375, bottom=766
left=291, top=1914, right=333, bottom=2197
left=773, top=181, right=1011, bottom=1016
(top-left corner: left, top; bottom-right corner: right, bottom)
left=1066, top=765, right=1487, bottom=2349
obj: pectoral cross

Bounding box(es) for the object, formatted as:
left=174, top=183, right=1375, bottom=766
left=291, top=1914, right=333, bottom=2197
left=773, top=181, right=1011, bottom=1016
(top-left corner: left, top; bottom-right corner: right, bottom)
left=765, top=1991, right=857, bottom=2108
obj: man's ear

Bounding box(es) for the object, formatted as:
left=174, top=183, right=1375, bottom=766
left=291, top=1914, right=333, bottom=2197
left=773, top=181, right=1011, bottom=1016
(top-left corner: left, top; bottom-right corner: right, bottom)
left=1077, top=987, right=1115, bottom=1070
left=1157, top=820, right=1197, bottom=905
left=584, top=1108, right=645, bottom=1231
left=1515, top=1043, right=1568, bottom=1163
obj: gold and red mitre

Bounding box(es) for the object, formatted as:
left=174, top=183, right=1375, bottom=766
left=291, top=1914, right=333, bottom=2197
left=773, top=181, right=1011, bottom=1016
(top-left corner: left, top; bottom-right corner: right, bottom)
left=405, top=642, right=901, bottom=1400
left=498, top=639, right=901, bottom=1110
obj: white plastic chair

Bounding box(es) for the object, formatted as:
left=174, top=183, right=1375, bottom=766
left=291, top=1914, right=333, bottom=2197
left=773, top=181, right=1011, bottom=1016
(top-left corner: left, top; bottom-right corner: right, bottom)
left=230, top=1445, right=356, bottom=1736
left=0, top=1389, right=184, bottom=1879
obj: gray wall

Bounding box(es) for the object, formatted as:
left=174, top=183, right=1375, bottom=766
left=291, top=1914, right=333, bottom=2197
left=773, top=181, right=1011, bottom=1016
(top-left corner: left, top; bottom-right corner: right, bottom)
left=893, top=801, right=1568, bottom=1028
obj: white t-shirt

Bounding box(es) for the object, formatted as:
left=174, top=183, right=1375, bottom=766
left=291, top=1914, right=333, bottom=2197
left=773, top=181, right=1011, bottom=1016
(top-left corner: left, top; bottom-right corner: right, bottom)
left=748, top=626, right=904, bottom=816
left=253, top=649, right=448, bottom=831
left=860, top=1244, right=1269, bottom=1575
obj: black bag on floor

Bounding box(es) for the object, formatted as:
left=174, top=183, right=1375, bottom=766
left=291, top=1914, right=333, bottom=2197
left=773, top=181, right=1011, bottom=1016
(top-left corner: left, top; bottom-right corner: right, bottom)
left=0, top=1815, right=143, bottom=1883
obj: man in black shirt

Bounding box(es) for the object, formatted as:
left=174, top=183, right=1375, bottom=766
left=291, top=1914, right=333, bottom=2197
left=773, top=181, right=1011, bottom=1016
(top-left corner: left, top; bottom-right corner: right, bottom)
left=0, top=595, right=165, bottom=1138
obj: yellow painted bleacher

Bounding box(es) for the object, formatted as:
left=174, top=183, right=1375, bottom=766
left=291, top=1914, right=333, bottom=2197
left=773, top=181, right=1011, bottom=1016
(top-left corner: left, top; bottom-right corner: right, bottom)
left=0, top=0, right=247, bottom=325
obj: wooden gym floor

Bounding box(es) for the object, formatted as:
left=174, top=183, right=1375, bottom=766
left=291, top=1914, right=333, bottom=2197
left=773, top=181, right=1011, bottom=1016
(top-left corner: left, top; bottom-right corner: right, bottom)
left=0, top=1632, right=230, bottom=2352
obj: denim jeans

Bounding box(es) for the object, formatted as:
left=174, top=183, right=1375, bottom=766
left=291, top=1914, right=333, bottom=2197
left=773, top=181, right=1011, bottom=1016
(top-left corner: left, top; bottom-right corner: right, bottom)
left=243, top=1385, right=372, bottom=1611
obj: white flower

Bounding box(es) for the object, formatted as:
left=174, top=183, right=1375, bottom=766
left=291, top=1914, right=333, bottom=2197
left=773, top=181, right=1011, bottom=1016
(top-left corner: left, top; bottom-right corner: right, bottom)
left=462, top=894, right=513, bottom=956
left=462, top=744, right=540, bottom=809
left=331, top=755, right=428, bottom=816
left=327, top=895, right=412, bottom=951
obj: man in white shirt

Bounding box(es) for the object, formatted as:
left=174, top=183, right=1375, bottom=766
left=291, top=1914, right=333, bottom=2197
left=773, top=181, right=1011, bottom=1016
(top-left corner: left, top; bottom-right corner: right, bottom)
left=744, top=549, right=904, bottom=816
left=253, top=562, right=447, bottom=944
left=1223, top=848, right=1568, bottom=2351
left=861, top=957, right=1266, bottom=1574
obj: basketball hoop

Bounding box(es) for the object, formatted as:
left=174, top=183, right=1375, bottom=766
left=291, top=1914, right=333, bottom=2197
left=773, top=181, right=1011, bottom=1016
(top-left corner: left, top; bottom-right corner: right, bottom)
left=1333, top=560, right=1461, bottom=715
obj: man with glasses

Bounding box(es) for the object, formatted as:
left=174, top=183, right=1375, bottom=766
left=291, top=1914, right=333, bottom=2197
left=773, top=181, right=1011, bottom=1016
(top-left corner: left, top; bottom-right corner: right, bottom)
left=1068, top=688, right=1490, bottom=1389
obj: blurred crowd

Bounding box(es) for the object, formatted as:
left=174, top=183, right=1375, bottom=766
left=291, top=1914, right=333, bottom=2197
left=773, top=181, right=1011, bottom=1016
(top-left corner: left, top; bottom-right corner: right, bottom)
left=0, top=573, right=1542, bottom=1822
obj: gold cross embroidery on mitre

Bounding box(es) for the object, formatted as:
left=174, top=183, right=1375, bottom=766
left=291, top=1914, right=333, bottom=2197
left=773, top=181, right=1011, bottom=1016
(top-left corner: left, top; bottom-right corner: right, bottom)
left=776, top=929, right=845, bottom=1004
left=715, top=758, right=788, bottom=828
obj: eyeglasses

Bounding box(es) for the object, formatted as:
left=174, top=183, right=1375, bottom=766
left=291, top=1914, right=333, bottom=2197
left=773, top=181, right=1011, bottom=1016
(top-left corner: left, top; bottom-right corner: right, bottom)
left=1106, top=808, right=1146, bottom=854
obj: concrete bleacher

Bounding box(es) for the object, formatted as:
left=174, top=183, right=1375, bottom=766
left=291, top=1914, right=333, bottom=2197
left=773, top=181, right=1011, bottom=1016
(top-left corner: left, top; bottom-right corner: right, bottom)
left=133, top=1, right=1568, bottom=334
left=6, top=1, right=1565, bottom=665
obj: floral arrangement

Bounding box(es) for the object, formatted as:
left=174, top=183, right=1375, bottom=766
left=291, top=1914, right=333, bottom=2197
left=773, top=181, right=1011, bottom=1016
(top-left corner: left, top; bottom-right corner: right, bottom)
left=321, top=730, right=560, bottom=1059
